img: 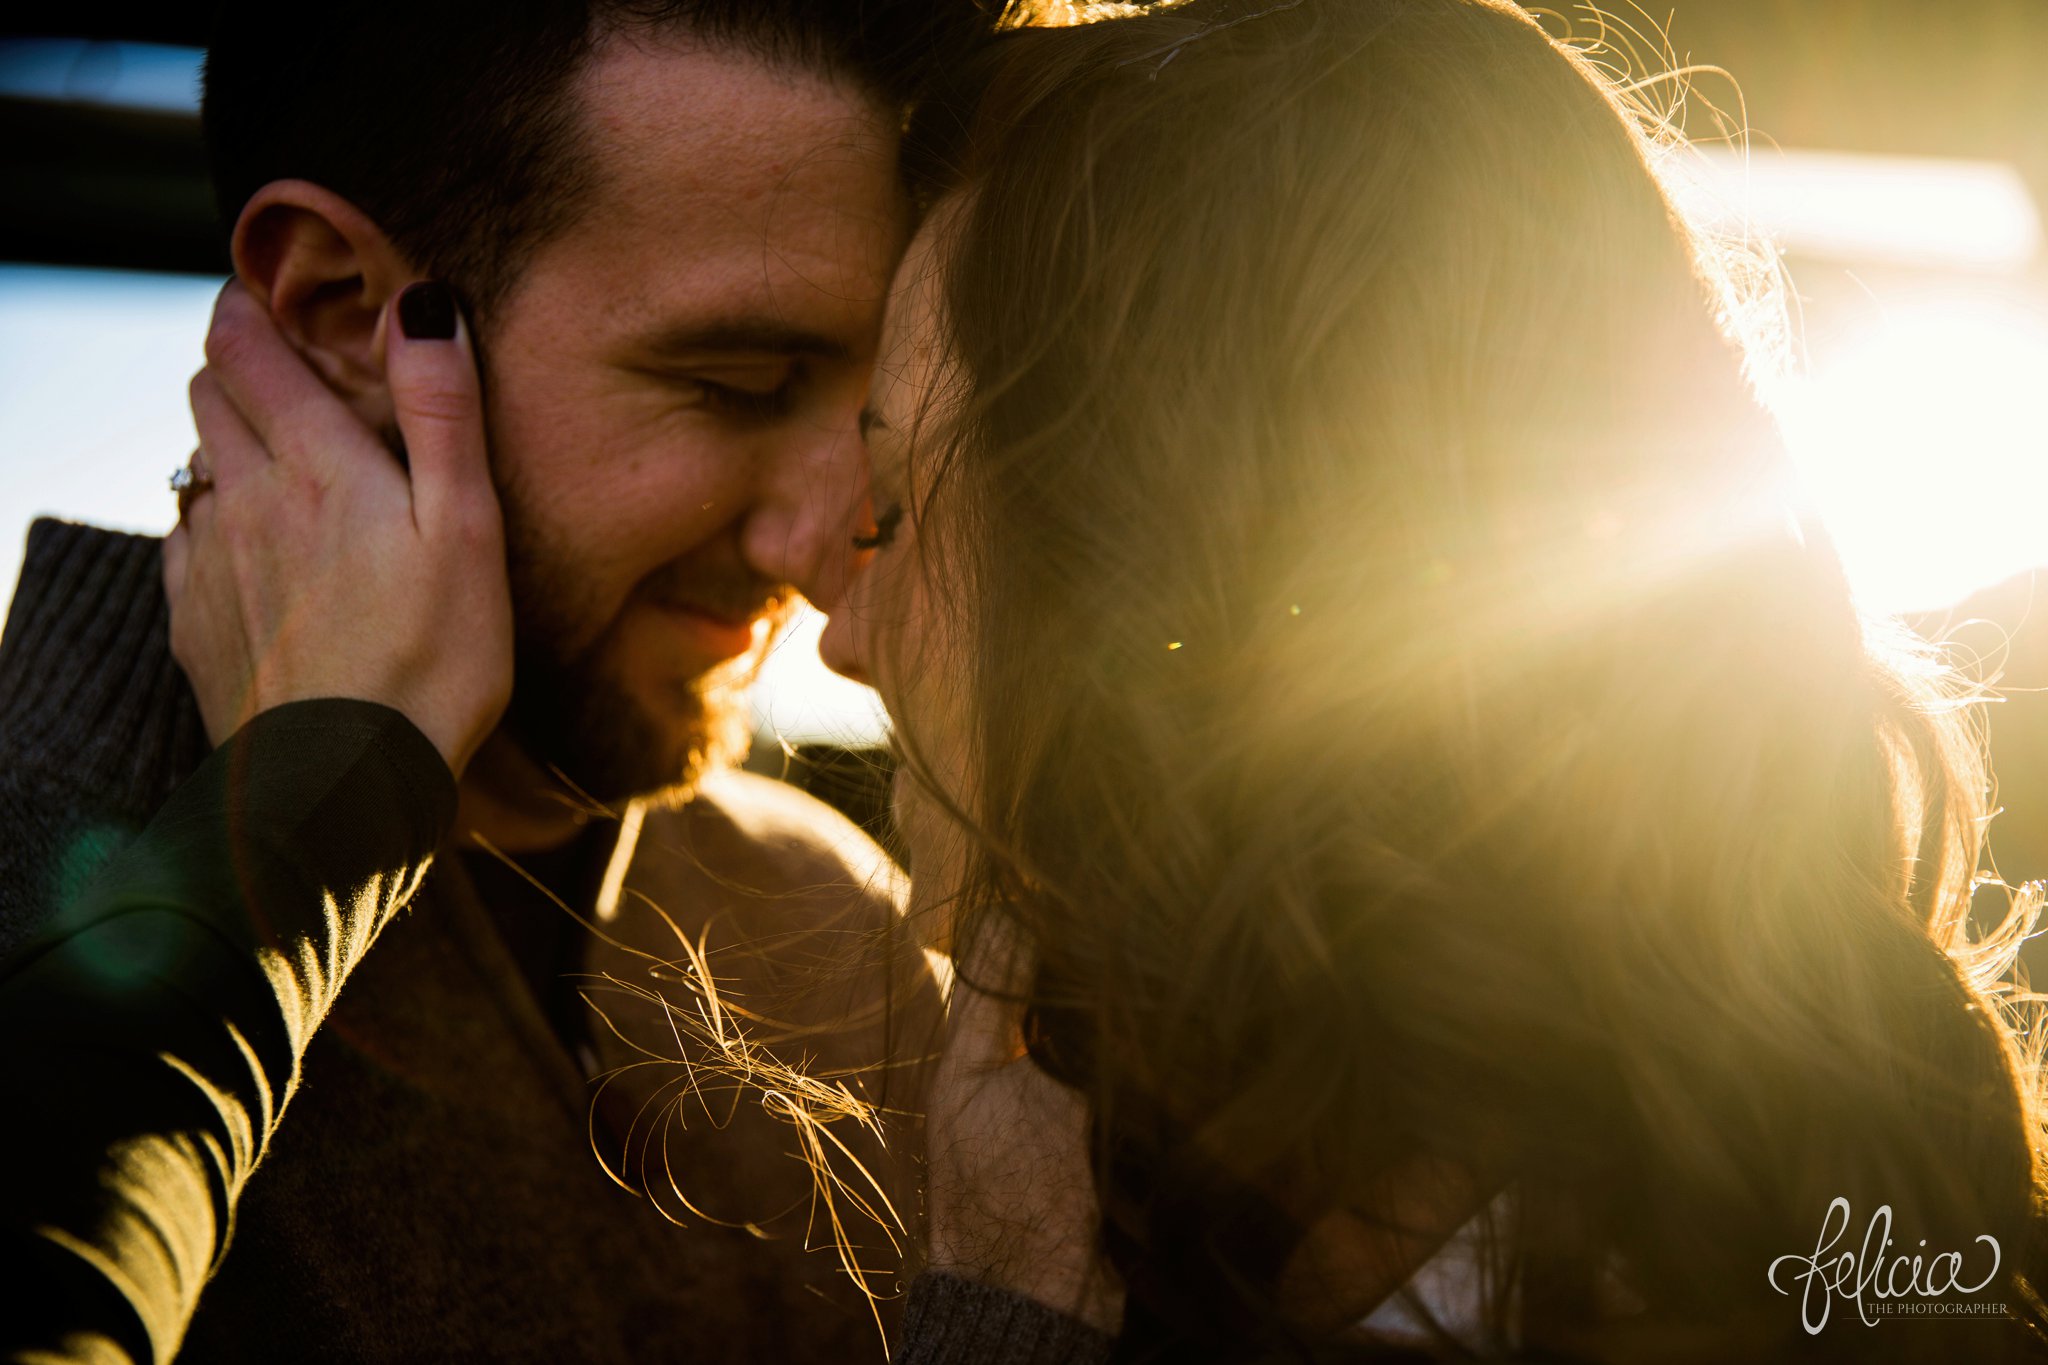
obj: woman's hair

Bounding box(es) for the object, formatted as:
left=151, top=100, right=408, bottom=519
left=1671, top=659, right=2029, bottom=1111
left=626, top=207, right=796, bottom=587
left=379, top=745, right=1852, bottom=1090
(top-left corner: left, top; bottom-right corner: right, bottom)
left=892, top=0, right=2048, bottom=1358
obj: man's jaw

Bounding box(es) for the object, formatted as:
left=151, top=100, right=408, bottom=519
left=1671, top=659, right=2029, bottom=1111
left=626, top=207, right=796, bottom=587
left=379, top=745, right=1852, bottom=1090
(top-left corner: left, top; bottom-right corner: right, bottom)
left=475, top=616, right=765, bottom=841
left=471, top=541, right=796, bottom=846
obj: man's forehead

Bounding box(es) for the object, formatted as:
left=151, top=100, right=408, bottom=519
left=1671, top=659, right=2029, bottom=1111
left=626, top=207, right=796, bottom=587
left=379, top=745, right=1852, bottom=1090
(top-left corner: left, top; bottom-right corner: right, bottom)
left=576, top=32, right=899, bottom=231
left=522, top=32, right=908, bottom=345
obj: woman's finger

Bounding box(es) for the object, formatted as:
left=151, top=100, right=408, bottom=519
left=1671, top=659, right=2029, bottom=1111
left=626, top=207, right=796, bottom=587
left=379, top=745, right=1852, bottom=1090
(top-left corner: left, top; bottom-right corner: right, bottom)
left=945, top=967, right=1025, bottom=1070
left=203, top=281, right=375, bottom=486
left=161, top=521, right=190, bottom=605
left=188, top=368, right=271, bottom=491
left=175, top=446, right=220, bottom=544
left=386, top=282, right=493, bottom=531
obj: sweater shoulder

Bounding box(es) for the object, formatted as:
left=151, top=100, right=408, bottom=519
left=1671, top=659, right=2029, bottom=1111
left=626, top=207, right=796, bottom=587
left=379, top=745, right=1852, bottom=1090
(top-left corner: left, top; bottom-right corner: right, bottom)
left=0, top=518, right=207, bottom=957
left=643, top=766, right=907, bottom=915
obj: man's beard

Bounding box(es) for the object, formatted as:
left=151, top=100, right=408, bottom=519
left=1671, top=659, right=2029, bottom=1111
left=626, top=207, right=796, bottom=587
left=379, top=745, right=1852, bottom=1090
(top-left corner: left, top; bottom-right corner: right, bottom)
left=491, top=500, right=778, bottom=812
left=499, top=631, right=756, bottom=811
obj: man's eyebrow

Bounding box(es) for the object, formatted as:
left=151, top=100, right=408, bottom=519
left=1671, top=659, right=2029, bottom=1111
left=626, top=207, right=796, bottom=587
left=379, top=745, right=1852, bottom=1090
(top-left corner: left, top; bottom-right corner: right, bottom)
left=635, top=319, right=853, bottom=361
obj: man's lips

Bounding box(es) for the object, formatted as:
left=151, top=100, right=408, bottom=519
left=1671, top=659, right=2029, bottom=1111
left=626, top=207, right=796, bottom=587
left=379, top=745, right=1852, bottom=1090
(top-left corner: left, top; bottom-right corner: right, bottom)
left=651, top=600, right=774, bottom=661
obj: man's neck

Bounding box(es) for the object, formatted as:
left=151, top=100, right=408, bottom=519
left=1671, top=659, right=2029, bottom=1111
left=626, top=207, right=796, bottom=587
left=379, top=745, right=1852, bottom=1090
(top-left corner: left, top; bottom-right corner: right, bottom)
left=453, top=729, right=604, bottom=855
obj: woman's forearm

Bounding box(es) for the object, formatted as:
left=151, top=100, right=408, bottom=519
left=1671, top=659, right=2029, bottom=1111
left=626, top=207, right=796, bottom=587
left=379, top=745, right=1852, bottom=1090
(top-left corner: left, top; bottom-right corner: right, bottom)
left=1, top=699, right=454, bottom=1365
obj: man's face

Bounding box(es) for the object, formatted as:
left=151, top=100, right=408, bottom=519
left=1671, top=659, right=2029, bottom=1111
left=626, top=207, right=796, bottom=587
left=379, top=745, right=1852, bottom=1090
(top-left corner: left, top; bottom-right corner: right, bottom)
left=475, top=34, right=908, bottom=806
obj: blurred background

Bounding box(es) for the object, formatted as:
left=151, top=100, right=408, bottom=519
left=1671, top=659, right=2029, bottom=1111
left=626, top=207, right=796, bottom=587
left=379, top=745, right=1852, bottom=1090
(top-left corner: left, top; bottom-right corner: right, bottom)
left=5, top=1, right=2048, bottom=885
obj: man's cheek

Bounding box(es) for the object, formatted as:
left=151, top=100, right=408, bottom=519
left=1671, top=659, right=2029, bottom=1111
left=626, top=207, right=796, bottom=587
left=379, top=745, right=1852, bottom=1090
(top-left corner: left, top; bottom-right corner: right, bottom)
left=497, top=499, right=608, bottom=658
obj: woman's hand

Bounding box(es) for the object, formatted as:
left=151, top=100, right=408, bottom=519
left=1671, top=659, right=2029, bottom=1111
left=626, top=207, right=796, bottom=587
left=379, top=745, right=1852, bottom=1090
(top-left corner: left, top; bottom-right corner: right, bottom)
left=163, top=281, right=513, bottom=777
left=924, top=917, right=1123, bottom=1333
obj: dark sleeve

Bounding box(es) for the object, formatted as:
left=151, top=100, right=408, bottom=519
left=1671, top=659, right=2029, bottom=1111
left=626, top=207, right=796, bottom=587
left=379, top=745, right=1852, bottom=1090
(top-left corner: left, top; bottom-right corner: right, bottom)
left=893, top=1272, right=1116, bottom=1365
left=0, top=699, right=456, bottom=1365
left=0, top=521, right=210, bottom=964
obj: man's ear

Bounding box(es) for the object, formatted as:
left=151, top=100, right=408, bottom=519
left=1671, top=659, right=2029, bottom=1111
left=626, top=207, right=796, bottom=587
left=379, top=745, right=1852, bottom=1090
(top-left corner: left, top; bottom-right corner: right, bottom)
left=230, top=180, right=417, bottom=424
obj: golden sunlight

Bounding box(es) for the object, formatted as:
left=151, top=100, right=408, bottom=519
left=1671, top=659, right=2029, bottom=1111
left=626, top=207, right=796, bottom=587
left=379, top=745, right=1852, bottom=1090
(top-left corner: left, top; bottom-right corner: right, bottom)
left=1772, top=297, right=2048, bottom=615
left=1676, top=148, right=2042, bottom=274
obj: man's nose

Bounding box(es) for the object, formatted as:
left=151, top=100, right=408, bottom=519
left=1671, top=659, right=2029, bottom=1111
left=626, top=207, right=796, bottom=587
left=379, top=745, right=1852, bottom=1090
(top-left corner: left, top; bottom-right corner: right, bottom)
left=739, top=419, right=867, bottom=611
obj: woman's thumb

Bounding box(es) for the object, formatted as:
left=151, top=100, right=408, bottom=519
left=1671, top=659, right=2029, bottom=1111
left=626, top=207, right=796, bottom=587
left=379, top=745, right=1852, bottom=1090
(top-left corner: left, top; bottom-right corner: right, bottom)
left=387, top=281, right=491, bottom=527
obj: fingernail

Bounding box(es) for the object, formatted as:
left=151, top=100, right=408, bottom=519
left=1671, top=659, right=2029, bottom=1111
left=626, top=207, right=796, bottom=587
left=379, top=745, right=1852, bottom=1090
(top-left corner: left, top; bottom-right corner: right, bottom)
left=397, top=281, right=459, bottom=341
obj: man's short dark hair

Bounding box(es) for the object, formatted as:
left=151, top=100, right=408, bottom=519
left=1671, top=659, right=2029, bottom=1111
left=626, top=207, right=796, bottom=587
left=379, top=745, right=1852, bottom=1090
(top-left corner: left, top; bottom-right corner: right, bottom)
left=201, top=0, right=984, bottom=316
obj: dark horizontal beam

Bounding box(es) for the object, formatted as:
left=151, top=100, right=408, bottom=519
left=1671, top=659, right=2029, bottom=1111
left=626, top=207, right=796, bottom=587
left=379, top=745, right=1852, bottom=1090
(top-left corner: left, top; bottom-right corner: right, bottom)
left=0, top=6, right=214, bottom=49
left=0, top=96, right=226, bottom=274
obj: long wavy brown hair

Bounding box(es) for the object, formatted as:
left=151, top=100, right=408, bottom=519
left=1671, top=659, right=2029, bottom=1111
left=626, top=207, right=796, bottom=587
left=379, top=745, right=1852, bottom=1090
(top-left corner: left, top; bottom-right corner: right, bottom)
left=886, top=1, right=2048, bottom=1358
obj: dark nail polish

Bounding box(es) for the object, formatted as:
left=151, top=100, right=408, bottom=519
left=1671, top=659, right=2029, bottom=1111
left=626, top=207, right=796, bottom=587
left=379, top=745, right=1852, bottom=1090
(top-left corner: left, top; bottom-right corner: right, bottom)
left=398, top=281, right=459, bottom=340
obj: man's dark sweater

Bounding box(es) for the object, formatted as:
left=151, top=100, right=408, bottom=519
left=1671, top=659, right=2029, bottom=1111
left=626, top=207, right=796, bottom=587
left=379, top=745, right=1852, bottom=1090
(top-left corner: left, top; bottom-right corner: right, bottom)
left=0, top=519, right=1111, bottom=1364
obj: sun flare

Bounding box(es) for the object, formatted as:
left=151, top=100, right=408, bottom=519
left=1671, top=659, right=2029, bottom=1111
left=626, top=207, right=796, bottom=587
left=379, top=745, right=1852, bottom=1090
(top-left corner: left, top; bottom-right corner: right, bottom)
left=1771, top=298, right=2048, bottom=616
